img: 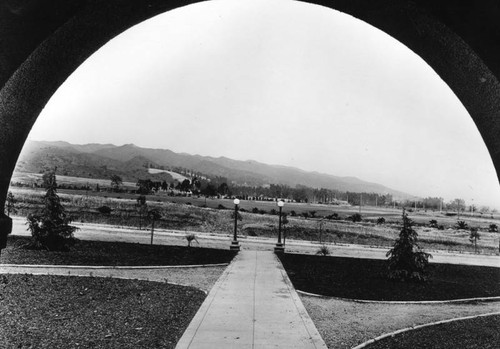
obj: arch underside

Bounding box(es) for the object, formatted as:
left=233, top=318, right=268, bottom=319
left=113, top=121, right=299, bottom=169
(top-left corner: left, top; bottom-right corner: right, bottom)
left=0, top=0, right=499, bottom=243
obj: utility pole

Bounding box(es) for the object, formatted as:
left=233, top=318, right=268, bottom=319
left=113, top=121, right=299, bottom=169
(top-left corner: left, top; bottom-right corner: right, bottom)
left=359, top=193, right=362, bottom=214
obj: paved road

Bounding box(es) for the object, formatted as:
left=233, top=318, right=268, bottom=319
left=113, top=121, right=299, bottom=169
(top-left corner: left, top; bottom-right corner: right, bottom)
left=8, top=217, right=500, bottom=267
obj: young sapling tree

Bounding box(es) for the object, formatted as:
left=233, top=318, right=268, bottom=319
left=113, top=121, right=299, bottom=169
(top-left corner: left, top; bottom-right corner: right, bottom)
left=386, top=208, right=432, bottom=282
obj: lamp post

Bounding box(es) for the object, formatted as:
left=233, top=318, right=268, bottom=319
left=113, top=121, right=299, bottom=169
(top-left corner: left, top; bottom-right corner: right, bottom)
left=274, top=200, right=285, bottom=253
left=230, top=198, right=240, bottom=251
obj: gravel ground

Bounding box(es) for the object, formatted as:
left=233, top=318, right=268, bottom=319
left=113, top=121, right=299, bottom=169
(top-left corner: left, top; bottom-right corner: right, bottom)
left=0, top=265, right=227, bottom=293
left=300, top=295, right=500, bottom=349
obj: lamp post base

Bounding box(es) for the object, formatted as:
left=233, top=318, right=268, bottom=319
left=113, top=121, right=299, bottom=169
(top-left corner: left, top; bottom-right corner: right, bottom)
left=230, top=240, right=240, bottom=251
left=274, top=243, right=284, bottom=253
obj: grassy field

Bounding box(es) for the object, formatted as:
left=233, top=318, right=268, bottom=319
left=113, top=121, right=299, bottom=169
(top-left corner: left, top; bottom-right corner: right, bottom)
left=8, top=186, right=500, bottom=254
left=0, top=274, right=204, bottom=348
left=278, top=253, right=500, bottom=301
left=11, top=172, right=138, bottom=190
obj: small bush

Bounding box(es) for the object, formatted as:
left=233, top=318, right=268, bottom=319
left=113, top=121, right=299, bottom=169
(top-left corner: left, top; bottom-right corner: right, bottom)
left=438, top=225, right=445, bottom=230
left=252, top=207, right=260, bottom=214
left=455, top=221, right=468, bottom=230
left=429, top=219, right=438, bottom=228
left=270, top=209, right=277, bottom=215
left=217, top=204, right=226, bottom=210
left=185, top=234, right=199, bottom=247
left=326, top=213, right=339, bottom=220
left=290, top=210, right=297, bottom=217
left=488, top=224, right=498, bottom=232
left=377, top=217, right=386, bottom=225
left=97, top=206, right=112, bottom=214
left=349, top=213, right=362, bottom=222
left=316, top=244, right=331, bottom=256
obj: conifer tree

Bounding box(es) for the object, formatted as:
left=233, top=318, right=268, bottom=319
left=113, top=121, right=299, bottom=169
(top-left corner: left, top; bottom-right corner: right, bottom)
left=26, top=170, right=77, bottom=250
left=386, top=208, right=432, bottom=281
left=6, top=191, right=16, bottom=217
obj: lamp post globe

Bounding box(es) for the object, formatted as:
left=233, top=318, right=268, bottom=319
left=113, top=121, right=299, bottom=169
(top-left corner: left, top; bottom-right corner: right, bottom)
left=230, top=198, right=241, bottom=251
left=275, top=200, right=285, bottom=253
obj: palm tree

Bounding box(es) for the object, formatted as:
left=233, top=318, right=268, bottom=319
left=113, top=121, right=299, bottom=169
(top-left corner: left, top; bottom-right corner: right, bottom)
left=469, top=227, right=480, bottom=254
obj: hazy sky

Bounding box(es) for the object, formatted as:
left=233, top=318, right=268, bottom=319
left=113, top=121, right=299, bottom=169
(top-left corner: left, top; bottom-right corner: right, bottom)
left=28, top=0, right=500, bottom=208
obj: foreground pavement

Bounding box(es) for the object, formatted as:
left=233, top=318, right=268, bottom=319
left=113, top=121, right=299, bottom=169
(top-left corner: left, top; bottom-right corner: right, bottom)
left=175, top=250, right=327, bottom=349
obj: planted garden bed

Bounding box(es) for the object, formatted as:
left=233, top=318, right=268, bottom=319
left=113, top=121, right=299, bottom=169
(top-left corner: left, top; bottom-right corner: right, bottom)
left=1, top=236, right=237, bottom=266
left=278, top=253, right=500, bottom=301
left=0, top=274, right=204, bottom=348
left=365, top=314, right=500, bottom=349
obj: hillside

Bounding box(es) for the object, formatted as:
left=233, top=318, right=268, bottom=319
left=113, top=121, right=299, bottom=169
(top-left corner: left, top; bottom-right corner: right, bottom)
left=15, top=140, right=410, bottom=198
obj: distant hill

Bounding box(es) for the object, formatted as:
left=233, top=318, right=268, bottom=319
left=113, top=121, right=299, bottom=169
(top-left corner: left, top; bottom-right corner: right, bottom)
left=15, top=140, right=411, bottom=198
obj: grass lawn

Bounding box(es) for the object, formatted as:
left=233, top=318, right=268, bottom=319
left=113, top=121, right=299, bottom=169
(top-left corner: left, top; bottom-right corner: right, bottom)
left=0, top=274, right=205, bottom=348
left=365, top=314, right=500, bottom=349
left=278, top=253, right=500, bottom=301
left=1, top=236, right=237, bottom=266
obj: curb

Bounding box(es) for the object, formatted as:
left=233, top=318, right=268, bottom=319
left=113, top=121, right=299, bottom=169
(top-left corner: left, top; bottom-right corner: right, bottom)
left=275, top=254, right=329, bottom=349
left=0, top=263, right=229, bottom=269
left=296, top=289, right=500, bottom=304
left=175, top=251, right=241, bottom=348
left=2, top=269, right=211, bottom=294
left=351, top=312, right=500, bottom=349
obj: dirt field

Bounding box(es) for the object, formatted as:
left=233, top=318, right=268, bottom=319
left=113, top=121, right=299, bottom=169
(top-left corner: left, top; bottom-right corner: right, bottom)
left=7, top=185, right=500, bottom=255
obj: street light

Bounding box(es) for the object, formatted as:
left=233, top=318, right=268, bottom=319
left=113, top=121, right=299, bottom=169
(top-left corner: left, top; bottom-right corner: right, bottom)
left=274, top=200, right=285, bottom=253
left=230, top=198, right=241, bottom=251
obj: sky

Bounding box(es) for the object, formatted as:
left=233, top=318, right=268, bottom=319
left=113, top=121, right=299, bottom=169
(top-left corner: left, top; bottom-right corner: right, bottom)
left=28, top=0, right=500, bottom=208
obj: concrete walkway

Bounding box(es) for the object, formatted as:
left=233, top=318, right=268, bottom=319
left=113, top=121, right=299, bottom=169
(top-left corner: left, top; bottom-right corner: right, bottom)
left=175, top=250, right=327, bottom=349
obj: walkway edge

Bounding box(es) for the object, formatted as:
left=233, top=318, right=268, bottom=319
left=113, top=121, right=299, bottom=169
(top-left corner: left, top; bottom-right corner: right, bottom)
left=351, top=311, right=500, bottom=349
left=296, top=290, right=500, bottom=305
left=275, top=254, right=329, bottom=349
left=175, top=252, right=240, bottom=348
left=0, top=263, right=229, bottom=269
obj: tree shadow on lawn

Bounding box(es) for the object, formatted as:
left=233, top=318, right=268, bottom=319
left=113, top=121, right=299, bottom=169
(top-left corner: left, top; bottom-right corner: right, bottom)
left=278, top=253, right=500, bottom=301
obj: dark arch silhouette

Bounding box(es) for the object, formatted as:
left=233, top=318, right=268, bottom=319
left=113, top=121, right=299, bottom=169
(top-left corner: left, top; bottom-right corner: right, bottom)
left=1, top=0, right=499, bottom=248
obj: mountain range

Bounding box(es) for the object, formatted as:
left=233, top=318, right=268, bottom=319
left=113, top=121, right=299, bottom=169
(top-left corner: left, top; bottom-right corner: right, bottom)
left=15, top=140, right=411, bottom=198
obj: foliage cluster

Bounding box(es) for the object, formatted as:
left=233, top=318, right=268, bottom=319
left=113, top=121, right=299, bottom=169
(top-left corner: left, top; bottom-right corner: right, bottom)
left=25, top=171, right=78, bottom=251
left=386, top=209, right=432, bottom=282
left=349, top=213, right=362, bottom=222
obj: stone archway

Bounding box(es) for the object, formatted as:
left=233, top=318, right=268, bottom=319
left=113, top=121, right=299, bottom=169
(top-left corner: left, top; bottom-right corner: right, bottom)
left=1, top=0, right=499, bottom=247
